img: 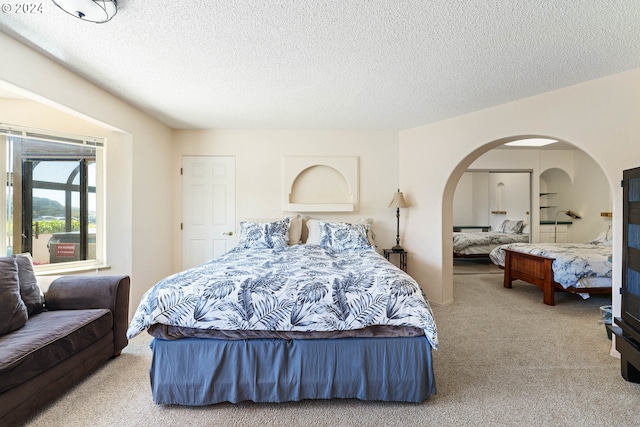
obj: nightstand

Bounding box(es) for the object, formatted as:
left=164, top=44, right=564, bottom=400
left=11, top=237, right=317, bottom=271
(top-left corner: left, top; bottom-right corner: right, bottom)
left=383, top=249, right=407, bottom=272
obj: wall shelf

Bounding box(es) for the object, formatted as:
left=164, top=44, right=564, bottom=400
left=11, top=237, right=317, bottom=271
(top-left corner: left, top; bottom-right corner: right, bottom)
left=540, top=193, right=557, bottom=220
left=287, top=203, right=354, bottom=212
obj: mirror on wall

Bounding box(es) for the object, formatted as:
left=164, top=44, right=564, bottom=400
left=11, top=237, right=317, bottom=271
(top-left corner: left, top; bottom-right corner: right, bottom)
left=453, top=170, right=531, bottom=236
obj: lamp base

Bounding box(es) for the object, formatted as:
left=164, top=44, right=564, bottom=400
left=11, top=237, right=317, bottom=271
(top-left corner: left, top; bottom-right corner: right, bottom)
left=391, top=245, right=405, bottom=252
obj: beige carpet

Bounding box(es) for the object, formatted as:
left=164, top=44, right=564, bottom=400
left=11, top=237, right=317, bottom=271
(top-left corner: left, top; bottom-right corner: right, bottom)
left=20, top=274, right=640, bottom=427
left=453, top=257, right=503, bottom=275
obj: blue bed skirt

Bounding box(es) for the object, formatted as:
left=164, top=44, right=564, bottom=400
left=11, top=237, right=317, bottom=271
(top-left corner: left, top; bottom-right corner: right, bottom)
left=149, top=336, right=436, bottom=405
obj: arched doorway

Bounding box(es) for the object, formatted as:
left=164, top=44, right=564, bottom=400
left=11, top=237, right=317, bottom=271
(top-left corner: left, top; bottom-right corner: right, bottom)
left=445, top=136, right=613, bottom=302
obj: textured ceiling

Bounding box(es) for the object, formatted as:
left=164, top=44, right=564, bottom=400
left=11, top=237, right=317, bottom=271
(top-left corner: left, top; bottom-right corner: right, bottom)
left=1, top=1, right=640, bottom=130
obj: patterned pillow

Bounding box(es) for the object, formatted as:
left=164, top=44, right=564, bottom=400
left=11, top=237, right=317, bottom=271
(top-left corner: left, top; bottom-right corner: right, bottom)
left=496, top=220, right=524, bottom=234
left=306, top=218, right=376, bottom=247
left=237, top=217, right=291, bottom=249
left=589, top=227, right=613, bottom=246
left=318, top=221, right=372, bottom=250
left=241, top=215, right=302, bottom=245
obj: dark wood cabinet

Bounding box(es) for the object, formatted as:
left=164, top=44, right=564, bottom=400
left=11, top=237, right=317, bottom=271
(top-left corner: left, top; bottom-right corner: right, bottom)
left=611, top=166, right=640, bottom=382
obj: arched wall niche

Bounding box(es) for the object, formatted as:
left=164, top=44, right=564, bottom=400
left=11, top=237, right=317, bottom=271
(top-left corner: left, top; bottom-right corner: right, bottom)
left=291, top=165, right=351, bottom=203
left=283, top=156, right=359, bottom=212
left=539, top=167, right=573, bottom=222
left=540, top=167, right=573, bottom=184
left=540, top=167, right=574, bottom=185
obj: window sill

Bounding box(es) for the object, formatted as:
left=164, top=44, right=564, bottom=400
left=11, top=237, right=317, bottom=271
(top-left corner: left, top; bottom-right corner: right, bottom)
left=35, top=263, right=111, bottom=276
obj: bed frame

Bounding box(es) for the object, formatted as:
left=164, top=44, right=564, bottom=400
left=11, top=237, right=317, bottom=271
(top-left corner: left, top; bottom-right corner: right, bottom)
left=149, top=335, right=436, bottom=405
left=453, top=251, right=491, bottom=259
left=502, top=249, right=611, bottom=305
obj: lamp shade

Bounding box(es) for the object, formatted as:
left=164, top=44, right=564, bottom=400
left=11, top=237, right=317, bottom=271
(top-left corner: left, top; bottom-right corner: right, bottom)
left=388, top=191, right=408, bottom=209
left=564, top=210, right=581, bottom=219
left=52, top=0, right=117, bottom=23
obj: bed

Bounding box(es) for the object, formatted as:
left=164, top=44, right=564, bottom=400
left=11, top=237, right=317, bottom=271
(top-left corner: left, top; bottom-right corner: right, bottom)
left=453, top=219, right=529, bottom=257
left=127, top=218, right=438, bottom=405
left=489, top=231, right=613, bottom=305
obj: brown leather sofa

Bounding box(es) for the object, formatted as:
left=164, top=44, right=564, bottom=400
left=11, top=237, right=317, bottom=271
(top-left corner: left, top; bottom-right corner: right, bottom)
left=0, top=275, right=130, bottom=426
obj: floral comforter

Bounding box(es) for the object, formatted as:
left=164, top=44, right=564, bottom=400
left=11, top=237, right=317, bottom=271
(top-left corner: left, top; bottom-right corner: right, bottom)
left=453, top=231, right=529, bottom=253
left=489, top=242, right=612, bottom=289
left=127, top=245, right=438, bottom=349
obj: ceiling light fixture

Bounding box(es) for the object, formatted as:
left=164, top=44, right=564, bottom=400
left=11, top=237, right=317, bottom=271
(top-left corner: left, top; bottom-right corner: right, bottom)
left=51, top=0, right=117, bottom=23
left=505, top=138, right=558, bottom=147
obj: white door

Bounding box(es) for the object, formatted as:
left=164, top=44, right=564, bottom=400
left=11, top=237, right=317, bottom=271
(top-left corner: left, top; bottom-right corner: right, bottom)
left=182, top=156, right=236, bottom=269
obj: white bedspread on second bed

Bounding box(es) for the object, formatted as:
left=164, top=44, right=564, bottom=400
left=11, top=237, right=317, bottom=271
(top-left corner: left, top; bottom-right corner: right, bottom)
left=453, top=231, right=529, bottom=253
left=489, top=242, right=612, bottom=290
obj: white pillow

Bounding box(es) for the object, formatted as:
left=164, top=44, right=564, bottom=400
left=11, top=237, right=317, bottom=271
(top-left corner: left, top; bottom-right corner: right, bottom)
left=288, top=215, right=302, bottom=245
left=496, top=219, right=524, bottom=234
left=305, top=219, right=323, bottom=245
left=589, top=227, right=613, bottom=246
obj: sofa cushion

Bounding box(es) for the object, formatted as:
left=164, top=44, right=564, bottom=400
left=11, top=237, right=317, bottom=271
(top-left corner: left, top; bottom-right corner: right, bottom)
left=15, top=253, right=45, bottom=316
left=0, top=309, right=112, bottom=394
left=0, top=257, right=28, bottom=336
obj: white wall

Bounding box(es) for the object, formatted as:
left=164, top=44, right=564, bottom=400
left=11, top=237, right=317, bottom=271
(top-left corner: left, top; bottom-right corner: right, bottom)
left=452, top=172, right=476, bottom=225
left=171, top=129, right=401, bottom=271
left=566, top=150, right=612, bottom=242
left=453, top=172, right=491, bottom=227
left=0, top=33, right=174, bottom=315
left=399, top=68, right=640, bottom=326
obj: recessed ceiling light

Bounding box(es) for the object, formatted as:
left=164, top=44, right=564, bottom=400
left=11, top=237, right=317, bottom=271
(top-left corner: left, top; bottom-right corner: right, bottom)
left=505, top=138, right=558, bottom=147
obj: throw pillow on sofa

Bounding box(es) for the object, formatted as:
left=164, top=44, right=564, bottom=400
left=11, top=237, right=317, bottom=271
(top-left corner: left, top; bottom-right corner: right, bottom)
left=0, top=256, right=28, bottom=335
left=15, top=253, right=45, bottom=315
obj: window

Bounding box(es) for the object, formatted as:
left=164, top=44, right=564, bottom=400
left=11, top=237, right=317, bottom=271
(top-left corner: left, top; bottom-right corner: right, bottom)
left=1, top=125, right=105, bottom=272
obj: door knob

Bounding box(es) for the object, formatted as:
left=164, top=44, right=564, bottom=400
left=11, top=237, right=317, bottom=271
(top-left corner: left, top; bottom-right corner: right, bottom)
left=223, top=231, right=234, bottom=236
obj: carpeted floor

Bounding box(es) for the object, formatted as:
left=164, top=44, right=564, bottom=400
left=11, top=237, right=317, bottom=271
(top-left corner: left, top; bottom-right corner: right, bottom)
left=453, top=257, right=503, bottom=275
left=19, top=273, right=640, bottom=427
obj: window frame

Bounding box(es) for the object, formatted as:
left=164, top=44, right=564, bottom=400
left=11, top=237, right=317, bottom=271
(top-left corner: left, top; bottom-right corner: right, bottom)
left=1, top=124, right=106, bottom=274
